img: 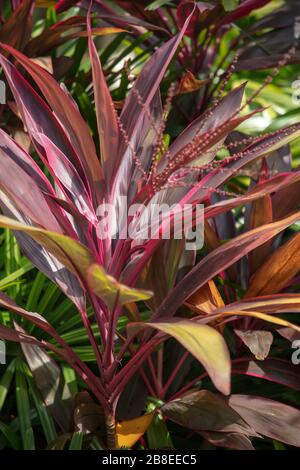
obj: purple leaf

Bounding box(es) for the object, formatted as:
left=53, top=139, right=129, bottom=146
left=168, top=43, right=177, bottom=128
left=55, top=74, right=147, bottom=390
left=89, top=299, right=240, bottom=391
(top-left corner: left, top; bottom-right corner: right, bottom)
left=112, top=10, right=195, bottom=211
left=217, top=0, right=271, bottom=28
left=154, top=211, right=300, bottom=319
left=0, top=130, right=62, bottom=232
left=0, top=0, right=33, bottom=51
left=161, top=390, right=257, bottom=435
left=87, top=11, right=119, bottom=186
left=15, top=322, right=72, bottom=431
left=0, top=54, right=90, bottom=193
left=199, top=430, right=255, bottom=450
left=229, top=394, right=300, bottom=447
left=232, top=358, right=300, bottom=391
left=37, top=133, right=96, bottom=224
left=0, top=43, right=104, bottom=196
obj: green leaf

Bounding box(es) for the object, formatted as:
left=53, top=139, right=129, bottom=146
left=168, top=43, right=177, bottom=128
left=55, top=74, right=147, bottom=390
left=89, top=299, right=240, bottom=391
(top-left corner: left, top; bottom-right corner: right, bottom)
left=222, top=0, right=239, bottom=12
left=62, top=364, right=78, bottom=396
left=25, top=271, right=47, bottom=312
left=273, top=440, right=286, bottom=450
left=24, top=428, right=35, bottom=450
left=27, top=375, right=57, bottom=444
left=4, top=229, right=21, bottom=297
left=69, top=431, right=84, bottom=450
left=60, top=324, right=100, bottom=345
left=15, top=361, right=35, bottom=450
left=0, top=261, right=32, bottom=290
left=0, top=358, right=16, bottom=412
left=0, top=421, right=21, bottom=450
left=146, top=0, right=174, bottom=10
left=146, top=412, right=174, bottom=449
left=0, top=215, right=94, bottom=281
left=37, top=283, right=60, bottom=315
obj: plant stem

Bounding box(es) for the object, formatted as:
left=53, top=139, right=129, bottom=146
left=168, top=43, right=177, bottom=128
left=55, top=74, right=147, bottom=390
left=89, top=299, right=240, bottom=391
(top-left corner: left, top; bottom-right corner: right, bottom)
left=103, top=293, right=120, bottom=371
left=105, top=413, right=116, bottom=449
left=162, top=350, right=189, bottom=398
left=147, top=355, right=161, bottom=396
left=110, top=339, right=161, bottom=400
left=169, top=371, right=208, bottom=401
left=157, top=346, right=164, bottom=394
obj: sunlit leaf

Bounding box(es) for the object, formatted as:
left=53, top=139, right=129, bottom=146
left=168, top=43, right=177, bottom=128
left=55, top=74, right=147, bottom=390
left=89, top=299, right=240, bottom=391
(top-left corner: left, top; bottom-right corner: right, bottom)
left=116, top=412, right=155, bottom=449
left=187, top=280, right=224, bottom=314
left=246, top=231, right=300, bottom=297
left=156, top=211, right=300, bottom=319
left=88, top=264, right=152, bottom=310
left=131, top=320, right=231, bottom=395
left=177, top=71, right=208, bottom=95
left=0, top=215, right=94, bottom=282
left=232, top=358, right=300, bottom=391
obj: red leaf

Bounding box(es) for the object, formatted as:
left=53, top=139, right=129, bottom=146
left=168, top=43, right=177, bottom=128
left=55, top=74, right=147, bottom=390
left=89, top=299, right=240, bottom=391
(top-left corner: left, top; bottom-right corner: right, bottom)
left=232, top=358, right=300, bottom=391
left=154, top=210, right=300, bottom=319
left=229, top=394, right=300, bottom=447
left=0, top=43, right=103, bottom=196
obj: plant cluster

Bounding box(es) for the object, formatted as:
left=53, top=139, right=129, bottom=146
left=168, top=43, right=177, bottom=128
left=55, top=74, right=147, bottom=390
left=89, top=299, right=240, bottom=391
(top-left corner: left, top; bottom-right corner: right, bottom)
left=0, top=0, right=300, bottom=451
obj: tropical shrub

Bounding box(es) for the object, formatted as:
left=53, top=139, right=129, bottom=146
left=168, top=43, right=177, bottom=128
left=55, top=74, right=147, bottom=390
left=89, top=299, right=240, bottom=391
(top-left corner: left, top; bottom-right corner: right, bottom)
left=74, top=0, right=300, bottom=131
left=0, top=2, right=300, bottom=451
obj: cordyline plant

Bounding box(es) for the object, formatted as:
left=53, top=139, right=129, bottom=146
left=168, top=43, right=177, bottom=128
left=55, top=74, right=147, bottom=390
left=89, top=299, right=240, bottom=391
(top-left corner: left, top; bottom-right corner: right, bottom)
left=1, top=10, right=300, bottom=449
left=63, top=0, right=300, bottom=129
left=0, top=0, right=124, bottom=55
left=0, top=1, right=127, bottom=163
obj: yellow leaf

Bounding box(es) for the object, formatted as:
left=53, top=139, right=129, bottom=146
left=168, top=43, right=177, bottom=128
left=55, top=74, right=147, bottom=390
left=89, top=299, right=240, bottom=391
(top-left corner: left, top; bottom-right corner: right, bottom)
left=0, top=215, right=93, bottom=279
left=220, top=294, right=300, bottom=314
left=116, top=412, right=155, bottom=449
left=0, top=216, right=152, bottom=312
left=186, top=279, right=225, bottom=332
left=129, top=320, right=231, bottom=395
left=187, top=279, right=224, bottom=314
left=36, top=0, right=56, bottom=7
left=222, top=310, right=300, bottom=332
left=74, top=27, right=127, bottom=38
left=88, top=264, right=153, bottom=310
left=190, top=296, right=300, bottom=334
